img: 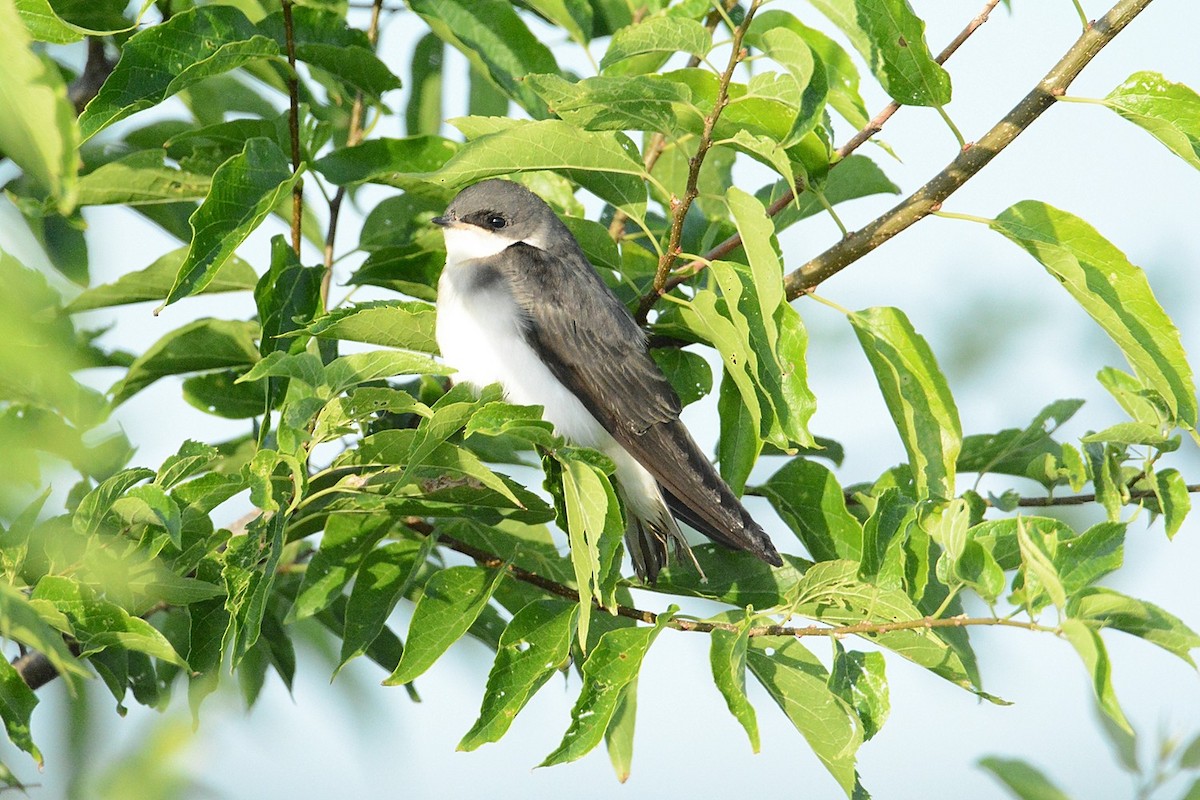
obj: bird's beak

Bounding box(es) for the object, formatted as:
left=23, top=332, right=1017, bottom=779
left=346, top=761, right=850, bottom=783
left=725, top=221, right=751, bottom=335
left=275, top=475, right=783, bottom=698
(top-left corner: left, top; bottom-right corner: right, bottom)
left=431, top=215, right=451, bottom=227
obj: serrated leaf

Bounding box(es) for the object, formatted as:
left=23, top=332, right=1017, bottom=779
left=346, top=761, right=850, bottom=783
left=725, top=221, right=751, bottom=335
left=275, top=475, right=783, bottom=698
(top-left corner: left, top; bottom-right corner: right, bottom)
left=31, top=576, right=188, bottom=667
left=829, top=645, right=889, bottom=741
left=111, top=318, right=260, bottom=405
left=384, top=565, right=505, bottom=685
left=527, top=73, right=690, bottom=132
left=1102, top=71, right=1200, bottom=171
left=459, top=600, right=577, bottom=750
left=850, top=306, right=961, bottom=500
left=992, top=201, right=1196, bottom=429
left=121, top=484, right=183, bottom=547
left=1068, top=587, right=1200, bottom=667
left=0, top=0, right=79, bottom=213
left=709, top=616, right=760, bottom=753
left=256, top=7, right=400, bottom=99
left=165, top=138, right=301, bottom=306
left=600, top=16, right=711, bottom=72
left=1016, top=517, right=1067, bottom=612
left=409, top=0, right=557, bottom=118
left=979, top=757, right=1072, bottom=800
left=756, top=458, right=862, bottom=562
left=289, top=515, right=392, bottom=622
left=313, top=135, right=460, bottom=188
left=306, top=301, right=438, bottom=354
left=73, top=467, right=156, bottom=537
left=76, top=150, right=211, bottom=206
left=1062, top=618, right=1130, bottom=733
left=540, top=609, right=674, bottom=766
left=0, top=658, right=40, bottom=766
left=221, top=511, right=286, bottom=665
left=558, top=452, right=625, bottom=648
left=79, top=6, right=278, bottom=140
left=809, top=0, right=951, bottom=107
left=433, top=120, right=647, bottom=222
left=747, top=637, right=863, bottom=796
left=340, top=540, right=425, bottom=671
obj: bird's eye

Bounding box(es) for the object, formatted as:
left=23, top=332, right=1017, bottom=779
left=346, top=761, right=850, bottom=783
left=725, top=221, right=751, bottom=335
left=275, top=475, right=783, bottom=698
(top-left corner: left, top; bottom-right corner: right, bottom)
left=486, top=215, right=507, bottom=229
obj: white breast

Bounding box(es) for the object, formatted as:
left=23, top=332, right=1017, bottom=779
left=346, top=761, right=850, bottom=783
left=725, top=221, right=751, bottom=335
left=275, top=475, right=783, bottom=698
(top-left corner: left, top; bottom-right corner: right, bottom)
left=435, top=260, right=610, bottom=449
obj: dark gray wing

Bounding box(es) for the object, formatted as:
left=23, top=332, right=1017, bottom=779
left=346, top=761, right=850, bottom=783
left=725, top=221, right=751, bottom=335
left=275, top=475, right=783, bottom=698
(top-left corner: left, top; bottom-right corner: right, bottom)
left=498, top=243, right=781, bottom=567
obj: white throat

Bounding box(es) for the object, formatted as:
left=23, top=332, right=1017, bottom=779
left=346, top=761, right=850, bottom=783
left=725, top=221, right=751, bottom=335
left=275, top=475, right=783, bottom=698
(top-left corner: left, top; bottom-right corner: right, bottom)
left=441, top=224, right=547, bottom=269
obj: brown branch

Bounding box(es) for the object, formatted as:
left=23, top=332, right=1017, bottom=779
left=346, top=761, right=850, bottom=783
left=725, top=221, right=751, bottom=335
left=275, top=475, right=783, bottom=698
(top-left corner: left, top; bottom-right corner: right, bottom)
left=783, top=0, right=1153, bottom=298
left=418, top=524, right=1058, bottom=639
left=68, top=38, right=114, bottom=115
left=1013, top=483, right=1200, bottom=508
left=281, top=0, right=305, bottom=255
left=650, top=0, right=1003, bottom=304
left=634, top=0, right=763, bottom=324
left=607, top=1, right=737, bottom=243
left=322, top=0, right=385, bottom=309
left=12, top=650, right=62, bottom=691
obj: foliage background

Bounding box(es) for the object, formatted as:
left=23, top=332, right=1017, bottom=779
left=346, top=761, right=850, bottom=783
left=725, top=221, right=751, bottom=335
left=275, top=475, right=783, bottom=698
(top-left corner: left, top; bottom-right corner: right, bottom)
left=2, top=1, right=1199, bottom=798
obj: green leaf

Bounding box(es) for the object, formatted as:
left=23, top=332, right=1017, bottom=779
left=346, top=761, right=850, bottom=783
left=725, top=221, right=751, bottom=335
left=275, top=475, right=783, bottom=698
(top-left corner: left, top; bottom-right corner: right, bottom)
left=340, top=540, right=425, bottom=671
left=313, top=135, right=460, bottom=188
left=121, top=484, right=183, bottom=547
left=850, top=306, right=961, bottom=500
left=111, top=319, right=260, bottom=406
left=747, top=637, right=863, bottom=796
left=540, top=610, right=674, bottom=766
left=716, top=369, right=761, bottom=494
left=78, top=6, right=278, bottom=140
left=435, top=120, right=647, bottom=222
left=73, top=467, right=156, bottom=537
left=459, top=600, right=577, bottom=750
left=747, top=25, right=828, bottom=146
left=957, top=399, right=1084, bottom=485
left=0, top=0, right=79, bottom=212
left=649, top=348, right=712, bottom=408
left=527, top=73, right=691, bottom=133
left=289, top=514, right=392, bottom=622
left=406, top=33, right=444, bottom=137
left=809, top=0, right=951, bottom=107
left=558, top=451, right=625, bottom=648
left=1016, top=517, right=1067, bottom=612
left=758, top=154, right=899, bottom=234
left=0, top=658, right=40, bottom=766
left=1102, top=71, right=1200, bottom=171
left=600, top=16, right=711, bottom=72
left=979, top=757, right=1073, bottom=800
left=755, top=458, right=862, bottom=562
left=829, top=644, right=889, bottom=741
left=31, top=576, right=187, bottom=667
left=603, top=680, right=637, bottom=783
left=256, top=7, right=400, bottom=100
left=255, top=235, right=321, bottom=361
left=384, top=566, right=505, bottom=685
left=1062, top=618, right=1130, bottom=734
left=76, top=150, right=210, bottom=206
left=221, top=511, right=286, bottom=665
left=992, top=201, right=1196, bottom=428
left=1152, top=468, right=1191, bottom=539
left=1068, top=587, right=1200, bottom=667
left=306, top=301, right=438, bottom=354
left=0, top=583, right=89, bottom=694
left=66, top=248, right=256, bottom=312
left=408, top=0, right=558, bottom=117
left=165, top=138, right=301, bottom=306
left=709, top=616, right=760, bottom=753
left=525, top=0, right=592, bottom=46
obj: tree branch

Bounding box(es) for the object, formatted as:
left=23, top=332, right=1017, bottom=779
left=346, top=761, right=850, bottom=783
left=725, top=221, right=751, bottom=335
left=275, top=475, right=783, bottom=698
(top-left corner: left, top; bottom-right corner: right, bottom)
left=634, top=0, right=763, bottom=324
left=1012, top=482, right=1200, bottom=508
left=650, top=0, right=1004, bottom=303
left=281, top=0, right=305, bottom=255
left=783, top=0, right=1153, bottom=298
left=414, top=523, right=1059, bottom=640
left=68, top=38, right=114, bottom=115
left=322, top=0, right=386, bottom=309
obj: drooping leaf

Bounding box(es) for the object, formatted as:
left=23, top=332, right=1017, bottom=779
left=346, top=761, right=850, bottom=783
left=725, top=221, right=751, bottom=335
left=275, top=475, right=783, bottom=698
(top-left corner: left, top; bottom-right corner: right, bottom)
left=0, top=658, right=40, bottom=766
left=0, top=0, right=79, bottom=212
left=1062, top=618, right=1131, bottom=734
left=755, top=458, right=862, bottom=562
left=384, top=565, right=506, bottom=685
left=165, top=138, right=301, bottom=306
left=709, top=615, right=760, bottom=753
left=459, top=600, right=577, bottom=750
left=540, top=610, right=674, bottom=766
left=992, top=201, right=1196, bottom=428
left=1068, top=587, right=1200, bottom=667
left=1102, top=71, right=1200, bottom=171
left=408, top=0, right=558, bottom=117
left=110, top=319, right=260, bottom=406
left=340, top=540, right=426, bottom=671
left=979, top=757, right=1073, bottom=800
left=78, top=6, right=278, bottom=140
left=747, top=636, right=863, bottom=796
left=850, top=306, right=961, bottom=500
left=829, top=644, right=889, bottom=741
left=600, top=16, right=711, bottom=73
left=67, top=248, right=257, bottom=312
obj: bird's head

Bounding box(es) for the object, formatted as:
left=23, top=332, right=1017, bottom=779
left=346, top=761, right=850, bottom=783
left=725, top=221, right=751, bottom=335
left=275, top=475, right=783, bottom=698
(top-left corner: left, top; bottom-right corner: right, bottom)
left=432, top=179, right=560, bottom=262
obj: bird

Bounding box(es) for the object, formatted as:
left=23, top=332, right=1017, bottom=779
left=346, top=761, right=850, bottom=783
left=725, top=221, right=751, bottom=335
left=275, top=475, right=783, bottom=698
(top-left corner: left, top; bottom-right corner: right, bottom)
left=432, top=178, right=782, bottom=581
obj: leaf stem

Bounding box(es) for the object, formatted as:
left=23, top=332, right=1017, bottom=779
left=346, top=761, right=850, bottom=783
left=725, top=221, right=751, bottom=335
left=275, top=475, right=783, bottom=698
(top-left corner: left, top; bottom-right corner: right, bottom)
left=931, top=209, right=995, bottom=225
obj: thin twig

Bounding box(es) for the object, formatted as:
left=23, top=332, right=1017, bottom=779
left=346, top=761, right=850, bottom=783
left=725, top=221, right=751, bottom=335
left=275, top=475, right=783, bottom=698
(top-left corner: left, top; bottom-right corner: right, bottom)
left=281, top=0, right=304, bottom=255
left=607, top=1, right=736, bottom=243
left=69, top=38, right=115, bottom=115
left=634, top=0, right=763, bottom=324
left=784, top=0, right=1152, bottom=298
left=1013, top=483, right=1200, bottom=508
left=322, top=0, right=385, bottom=308
left=418, top=525, right=1059, bottom=639
left=650, top=0, right=1004, bottom=304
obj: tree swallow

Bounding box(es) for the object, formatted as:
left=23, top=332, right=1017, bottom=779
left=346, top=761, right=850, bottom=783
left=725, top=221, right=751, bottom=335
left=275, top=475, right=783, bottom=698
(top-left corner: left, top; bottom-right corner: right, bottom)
left=433, top=179, right=782, bottom=581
